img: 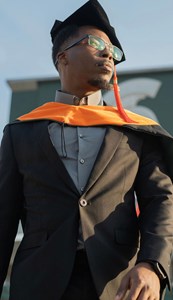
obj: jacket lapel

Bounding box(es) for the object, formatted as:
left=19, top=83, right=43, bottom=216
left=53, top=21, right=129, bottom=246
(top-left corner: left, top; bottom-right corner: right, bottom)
left=35, top=121, right=79, bottom=194
left=85, top=126, right=123, bottom=192
left=32, top=121, right=123, bottom=194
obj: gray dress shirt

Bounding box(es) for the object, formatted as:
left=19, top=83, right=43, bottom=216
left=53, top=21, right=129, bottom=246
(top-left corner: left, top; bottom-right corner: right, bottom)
left=48, top=90, right=106, bottom=249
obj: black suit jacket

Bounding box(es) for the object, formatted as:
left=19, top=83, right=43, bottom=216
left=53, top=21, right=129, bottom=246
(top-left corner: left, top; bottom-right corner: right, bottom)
left=0, top=120, right=173, bottom=300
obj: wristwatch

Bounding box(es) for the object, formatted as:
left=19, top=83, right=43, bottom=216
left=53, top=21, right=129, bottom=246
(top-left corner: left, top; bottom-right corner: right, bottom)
left=149, top=261, right=167, bottom=281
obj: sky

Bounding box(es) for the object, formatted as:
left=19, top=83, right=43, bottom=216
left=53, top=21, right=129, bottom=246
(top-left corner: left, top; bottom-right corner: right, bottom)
left=0, top=0, right=173, bottom=139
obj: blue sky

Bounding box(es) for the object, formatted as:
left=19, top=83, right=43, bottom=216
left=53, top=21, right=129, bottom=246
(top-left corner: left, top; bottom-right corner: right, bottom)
left=0, top=0, right=173, bottom=139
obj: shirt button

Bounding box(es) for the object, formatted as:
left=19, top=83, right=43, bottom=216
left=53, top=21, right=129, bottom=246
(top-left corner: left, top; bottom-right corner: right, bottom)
left=80, top=187, right=84, bottom=192
left=73, top=97, right=80, bottom=106
left=79, top=134, right=83, bottom=138
left=79, top=199, right=87, bottom=207
left=80, top=158, right=85, bottom=164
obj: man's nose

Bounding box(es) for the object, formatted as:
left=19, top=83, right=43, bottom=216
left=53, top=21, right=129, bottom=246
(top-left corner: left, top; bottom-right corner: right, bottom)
left=100, top=46, right=113, bottom=60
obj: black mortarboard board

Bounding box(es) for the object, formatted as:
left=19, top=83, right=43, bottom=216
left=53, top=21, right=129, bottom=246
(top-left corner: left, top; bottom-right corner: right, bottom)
left=50, top=0, right=125, bottom=64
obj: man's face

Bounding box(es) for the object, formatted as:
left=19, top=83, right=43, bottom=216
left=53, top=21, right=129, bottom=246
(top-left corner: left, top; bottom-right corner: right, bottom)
left=59, top=26, right=115, bottom=93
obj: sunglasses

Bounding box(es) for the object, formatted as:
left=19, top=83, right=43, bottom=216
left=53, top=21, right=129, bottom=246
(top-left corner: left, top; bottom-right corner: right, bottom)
left=55, top=34, right=123, bottom=65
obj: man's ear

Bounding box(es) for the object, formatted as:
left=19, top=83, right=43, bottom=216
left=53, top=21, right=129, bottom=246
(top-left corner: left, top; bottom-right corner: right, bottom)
left=57, top=52, right=68, bottom=66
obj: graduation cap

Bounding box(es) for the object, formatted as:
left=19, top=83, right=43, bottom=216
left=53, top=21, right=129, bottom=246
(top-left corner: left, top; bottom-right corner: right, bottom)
left=50, top=0, right=125, bottom=65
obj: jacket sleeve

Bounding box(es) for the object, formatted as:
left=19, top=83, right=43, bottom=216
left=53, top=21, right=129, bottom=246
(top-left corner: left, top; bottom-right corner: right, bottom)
left=0, top=125, right=23, bottom=295
left=135, top=134, right=173, bottom=288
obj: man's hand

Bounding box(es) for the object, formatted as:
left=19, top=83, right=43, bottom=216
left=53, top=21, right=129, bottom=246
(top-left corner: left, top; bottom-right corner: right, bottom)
left=115, top=262, right=160, bottom=300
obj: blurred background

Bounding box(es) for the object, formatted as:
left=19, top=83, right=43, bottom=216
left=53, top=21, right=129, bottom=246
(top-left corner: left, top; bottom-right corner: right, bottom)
left=0, top=0, right=173, bottom=299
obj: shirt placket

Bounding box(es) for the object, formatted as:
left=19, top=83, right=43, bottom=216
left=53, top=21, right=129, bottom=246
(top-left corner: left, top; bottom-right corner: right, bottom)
left=77, top=127, right=87, bottom=194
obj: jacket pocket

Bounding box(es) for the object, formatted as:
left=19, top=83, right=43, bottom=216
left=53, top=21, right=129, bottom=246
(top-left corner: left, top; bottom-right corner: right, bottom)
left=18, top=230, right=48, bottom=251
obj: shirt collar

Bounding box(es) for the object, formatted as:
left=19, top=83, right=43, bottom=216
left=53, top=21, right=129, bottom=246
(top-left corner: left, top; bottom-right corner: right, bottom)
left=55, top=90, right=103, bottom=106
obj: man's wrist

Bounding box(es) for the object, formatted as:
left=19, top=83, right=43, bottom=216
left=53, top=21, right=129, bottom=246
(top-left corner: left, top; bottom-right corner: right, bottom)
left=148, top=261, right=167, bottom=281
left=138, top=260, right=167, bottom=281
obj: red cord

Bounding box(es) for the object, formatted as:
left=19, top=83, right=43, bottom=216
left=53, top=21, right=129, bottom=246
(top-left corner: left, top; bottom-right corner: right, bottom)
left=113, top=66, right=137, bottom=123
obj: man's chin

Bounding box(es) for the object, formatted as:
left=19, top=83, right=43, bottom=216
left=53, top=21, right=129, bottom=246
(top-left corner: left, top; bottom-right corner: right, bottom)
left=88, top=79, right=113, bottom=91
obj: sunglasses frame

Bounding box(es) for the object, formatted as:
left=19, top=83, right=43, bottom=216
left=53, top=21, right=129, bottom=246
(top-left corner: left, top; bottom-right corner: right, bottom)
left=55, top=34, right=123, bottom=65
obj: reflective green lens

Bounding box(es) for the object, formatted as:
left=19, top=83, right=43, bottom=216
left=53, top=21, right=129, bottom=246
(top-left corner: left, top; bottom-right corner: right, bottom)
left=88, top=36, right=105, bottom=51
left=112, top=46, right=123, bottom=61
left=88, top=35, right=123, bottom=61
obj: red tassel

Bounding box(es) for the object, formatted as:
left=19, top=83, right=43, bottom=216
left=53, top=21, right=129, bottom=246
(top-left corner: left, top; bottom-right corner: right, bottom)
left=113, top=66, right=137, bottom=123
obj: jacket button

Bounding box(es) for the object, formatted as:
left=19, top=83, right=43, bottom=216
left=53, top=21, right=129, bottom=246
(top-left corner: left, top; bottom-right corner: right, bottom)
left=79, top=198, right=87, bottom=207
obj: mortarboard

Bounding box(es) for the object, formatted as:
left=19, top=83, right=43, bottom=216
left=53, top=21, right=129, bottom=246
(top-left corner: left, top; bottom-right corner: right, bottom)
left=50, top=0, right=125, bottom=65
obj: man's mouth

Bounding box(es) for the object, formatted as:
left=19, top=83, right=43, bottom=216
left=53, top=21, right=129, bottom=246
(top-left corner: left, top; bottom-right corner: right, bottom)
left=96, top=62, right=114, bottom=73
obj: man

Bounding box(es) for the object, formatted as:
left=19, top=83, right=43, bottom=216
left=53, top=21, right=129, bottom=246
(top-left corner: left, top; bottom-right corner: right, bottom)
left=0, top=1, right=173, bottom=299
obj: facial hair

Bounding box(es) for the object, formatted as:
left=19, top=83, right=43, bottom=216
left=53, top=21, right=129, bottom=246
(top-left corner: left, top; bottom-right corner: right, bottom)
left=88, top=78, right=113, bottom=90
